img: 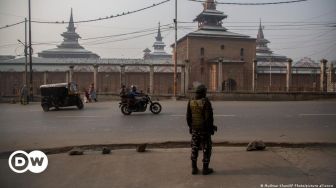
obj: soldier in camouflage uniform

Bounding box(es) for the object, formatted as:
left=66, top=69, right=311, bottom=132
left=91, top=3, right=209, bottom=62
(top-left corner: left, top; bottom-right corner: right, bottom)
left=187, top=84, right=216, bottom=175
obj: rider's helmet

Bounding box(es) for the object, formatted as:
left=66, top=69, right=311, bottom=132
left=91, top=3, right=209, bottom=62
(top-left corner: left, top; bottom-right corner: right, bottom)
left=131, top=85, right=137, bottom=92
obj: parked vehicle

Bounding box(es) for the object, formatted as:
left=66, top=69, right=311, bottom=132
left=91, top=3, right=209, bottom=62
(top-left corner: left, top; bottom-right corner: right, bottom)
left=119, top=95, right=161, bottom=115
left=40, top=82, right=83, bottom=112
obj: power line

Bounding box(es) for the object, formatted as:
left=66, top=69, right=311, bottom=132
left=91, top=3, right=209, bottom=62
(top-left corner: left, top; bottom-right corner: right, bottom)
left=263, top=28, right=336, bottom=58
left=177, top=25, right=332, bottom=31
left=0, top=24, right=174, bottom=49
left=305, top=42, right=336, bottom=57
left=81, top=24, right=173, bottom=45
left=0, top=43, right=20, bottom=48
left=84, top=28, right=172, bottom=46
left=177, top=21, right=335, bottom=27
left=31, top=0, right=170, bottom=24
left=188, top=0, right=307, bottom=5
left=0, top=1, right=170, bottom=29
left=0, top=20, right=25, bottom=30
left=180, top=21, right=336, bottom=24
left=81, top=23, right=173, bottom=41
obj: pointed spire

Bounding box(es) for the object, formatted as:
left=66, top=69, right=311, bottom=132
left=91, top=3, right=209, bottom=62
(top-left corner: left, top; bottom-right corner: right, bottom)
left=60, top=8, right=82, bottom=48
left=257, top=18, right=264, bottom=40
left=256, top=19, right=272, bottom=54
left=156, top=22, right=162, bottom=42
left=256, top=19, right=269, bottom=45
left=152, top=21, right=168, bottom=54
left=67, top=8, right=75, bottom=32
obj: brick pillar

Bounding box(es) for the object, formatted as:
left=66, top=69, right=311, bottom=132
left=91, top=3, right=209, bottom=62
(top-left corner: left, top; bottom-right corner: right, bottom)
left=185, top=60, right=190, bottom=93
left=320, top=59, right=327, bottom=92
left=43, top=71, right=48, bottom=85
left=328, top=63, right=335, bottom=92
left=217, top=60, right=223, bottom=92
left=252, top=59, right=257, bottom=92
left=69, top=65, right=74, bottom=82
left=180, top=65, right=186, bottom=95
left=286, top=58, right=292, bottom=92
left=149, top=65, right=154, bottom=94
left=93, top=64, right=99, bottom=92
left=120, top=65, right=125, bottom=86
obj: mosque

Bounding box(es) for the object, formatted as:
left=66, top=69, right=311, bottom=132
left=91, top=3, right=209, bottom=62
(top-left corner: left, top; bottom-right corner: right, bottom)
left=0, top=0, right=334, bottom=98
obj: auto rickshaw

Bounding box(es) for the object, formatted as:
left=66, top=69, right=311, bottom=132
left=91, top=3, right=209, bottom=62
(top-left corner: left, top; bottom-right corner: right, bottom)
left=40, top=82, right=84, bottom=112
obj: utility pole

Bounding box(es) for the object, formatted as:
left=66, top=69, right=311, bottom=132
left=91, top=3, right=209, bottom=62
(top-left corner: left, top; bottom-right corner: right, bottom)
left=24, top=18, right=28, bottom=89
left=269, top=57, right=272, bottom=92
left=28, top=0, right=33, bottom=101
left=173, top=0, right=177, bottom=98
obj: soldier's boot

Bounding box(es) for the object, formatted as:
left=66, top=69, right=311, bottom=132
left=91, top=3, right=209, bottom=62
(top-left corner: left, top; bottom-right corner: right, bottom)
left=192, top=160, right=199, bottom=175
left=202, top=163, right=214, bottom=175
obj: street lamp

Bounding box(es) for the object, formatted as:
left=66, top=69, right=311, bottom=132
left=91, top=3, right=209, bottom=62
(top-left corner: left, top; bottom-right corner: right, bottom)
left=17, top=39, right=28, bottom=90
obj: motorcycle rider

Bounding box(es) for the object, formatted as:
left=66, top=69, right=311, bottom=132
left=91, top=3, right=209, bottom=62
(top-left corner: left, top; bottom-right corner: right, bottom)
left=129, top=85, right=140, bottom=109
left=130, top=85, right=140, bottom=97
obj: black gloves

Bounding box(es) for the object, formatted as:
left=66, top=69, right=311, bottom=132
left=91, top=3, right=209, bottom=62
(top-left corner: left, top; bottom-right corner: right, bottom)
left=210, top=125, right=218, bottom=135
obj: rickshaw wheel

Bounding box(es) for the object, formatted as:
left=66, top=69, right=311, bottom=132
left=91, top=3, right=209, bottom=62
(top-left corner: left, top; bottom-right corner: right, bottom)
left=42, top=104, right=49, bottom=112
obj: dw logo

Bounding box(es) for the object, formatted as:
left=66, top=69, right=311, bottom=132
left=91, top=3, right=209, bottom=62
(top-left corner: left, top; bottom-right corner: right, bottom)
left=8, top=150, right=48, bottom=173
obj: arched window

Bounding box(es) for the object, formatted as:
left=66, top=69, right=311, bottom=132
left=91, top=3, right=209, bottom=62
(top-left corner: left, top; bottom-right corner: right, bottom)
left=240, top=48, right=244, bottom=60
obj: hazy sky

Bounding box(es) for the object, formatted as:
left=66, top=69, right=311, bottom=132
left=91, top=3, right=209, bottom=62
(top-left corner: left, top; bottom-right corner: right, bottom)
left=0, top=0, right=335, bottom=62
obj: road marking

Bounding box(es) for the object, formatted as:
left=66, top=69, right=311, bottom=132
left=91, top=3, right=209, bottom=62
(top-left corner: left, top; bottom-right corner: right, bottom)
left=214, top=114, right=236, bottom=117
left=299, top=114, right=336, bottom=116
left=170, top=114, right=236, bottom=117
left=56, top=116, right=104, bottom=118
left=169, top=115, right=185, bottom=117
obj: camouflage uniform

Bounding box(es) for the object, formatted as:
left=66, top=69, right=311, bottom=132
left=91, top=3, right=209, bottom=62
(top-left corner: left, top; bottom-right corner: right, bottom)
left=187, top=89, right=215, bottom=175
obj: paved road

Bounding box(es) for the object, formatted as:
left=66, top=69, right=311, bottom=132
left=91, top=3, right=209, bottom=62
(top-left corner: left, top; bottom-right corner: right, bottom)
left=0, top=100, right=336, bottom=152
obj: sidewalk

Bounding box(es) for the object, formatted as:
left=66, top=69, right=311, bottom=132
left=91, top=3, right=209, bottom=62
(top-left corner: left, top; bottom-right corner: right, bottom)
left=1, top=147, right=335, bottom=188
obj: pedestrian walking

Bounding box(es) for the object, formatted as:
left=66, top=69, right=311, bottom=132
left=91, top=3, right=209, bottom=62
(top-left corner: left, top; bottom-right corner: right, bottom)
left=84, top=89, right=91, bottom=103
left=89, top=83, right=97, bottom=102
left=187, top=84, right=217, bottom=175
left=20, top=84, right=28, bottom=105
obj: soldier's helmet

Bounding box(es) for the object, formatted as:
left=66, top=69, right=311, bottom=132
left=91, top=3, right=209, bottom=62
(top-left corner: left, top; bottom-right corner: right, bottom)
left=195, top=84, right=207, bottom=94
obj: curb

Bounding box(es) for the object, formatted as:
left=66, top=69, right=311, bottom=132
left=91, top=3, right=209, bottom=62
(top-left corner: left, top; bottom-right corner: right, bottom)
left=1, top=141, right=336, bottom=158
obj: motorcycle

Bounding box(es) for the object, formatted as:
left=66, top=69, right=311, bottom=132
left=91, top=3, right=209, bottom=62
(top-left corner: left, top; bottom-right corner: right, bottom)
left=119, top=95, right=162, bottom=115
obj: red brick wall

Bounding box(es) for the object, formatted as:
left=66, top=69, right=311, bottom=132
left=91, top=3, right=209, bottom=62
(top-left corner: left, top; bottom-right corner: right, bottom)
left=176, top=36, right=256, bottom=91
left=257, top=73, right=321, bottom=92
